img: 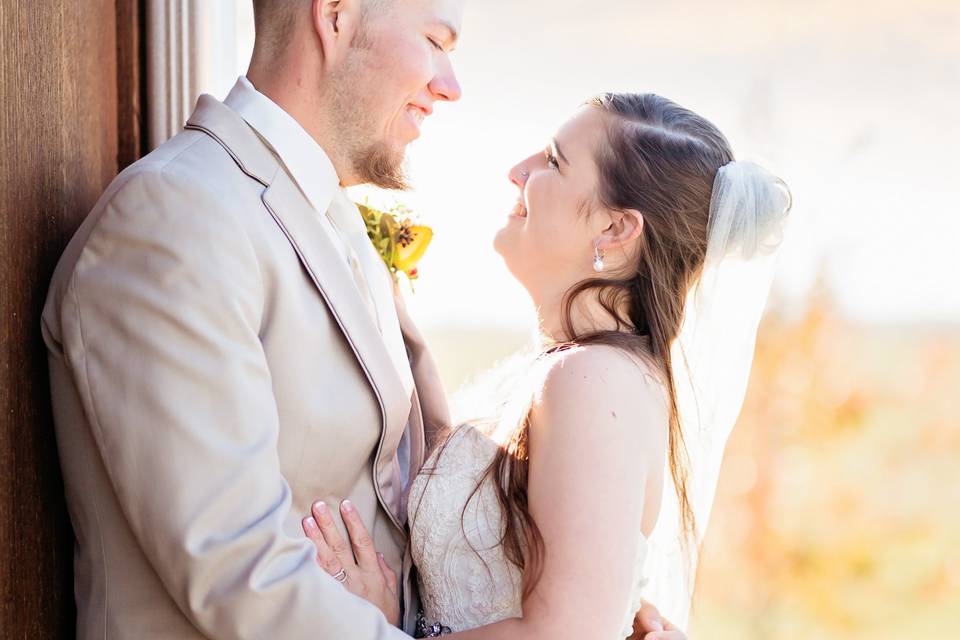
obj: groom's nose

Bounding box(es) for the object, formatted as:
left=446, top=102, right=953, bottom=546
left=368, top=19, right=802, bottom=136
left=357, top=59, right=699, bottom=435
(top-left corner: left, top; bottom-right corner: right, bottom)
left=429, top=57, right=462, bottom=103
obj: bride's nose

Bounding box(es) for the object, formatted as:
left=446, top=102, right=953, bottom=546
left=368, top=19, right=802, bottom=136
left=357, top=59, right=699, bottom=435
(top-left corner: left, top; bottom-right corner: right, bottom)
left=509, top=164, right=529, bottom=188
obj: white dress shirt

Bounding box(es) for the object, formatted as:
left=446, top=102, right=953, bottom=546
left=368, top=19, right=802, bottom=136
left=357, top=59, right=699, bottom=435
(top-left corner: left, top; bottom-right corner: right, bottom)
left=223, top=76, right=415, bottom=484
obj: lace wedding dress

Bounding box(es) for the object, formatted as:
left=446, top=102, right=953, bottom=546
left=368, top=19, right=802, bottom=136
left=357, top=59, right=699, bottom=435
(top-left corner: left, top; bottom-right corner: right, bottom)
left=408, top=424, right=649, bottom=638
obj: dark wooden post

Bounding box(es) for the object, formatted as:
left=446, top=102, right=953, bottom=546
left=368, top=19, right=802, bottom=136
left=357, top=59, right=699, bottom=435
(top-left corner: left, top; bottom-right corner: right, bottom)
left=0, top=1, right=144, bottom=636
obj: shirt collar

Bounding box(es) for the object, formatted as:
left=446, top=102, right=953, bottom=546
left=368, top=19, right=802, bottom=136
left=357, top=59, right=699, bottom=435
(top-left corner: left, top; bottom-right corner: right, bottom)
left=224, top=76, right=340, bottom=216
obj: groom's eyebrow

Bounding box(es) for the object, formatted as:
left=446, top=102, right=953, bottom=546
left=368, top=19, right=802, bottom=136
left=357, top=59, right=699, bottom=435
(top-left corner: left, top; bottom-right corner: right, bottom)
left=438, top=21, right=459, bottom=48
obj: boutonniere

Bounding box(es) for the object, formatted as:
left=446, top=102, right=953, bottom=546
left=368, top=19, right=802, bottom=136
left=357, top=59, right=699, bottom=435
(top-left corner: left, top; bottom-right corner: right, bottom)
left=356, top=201, right=433, bottom=284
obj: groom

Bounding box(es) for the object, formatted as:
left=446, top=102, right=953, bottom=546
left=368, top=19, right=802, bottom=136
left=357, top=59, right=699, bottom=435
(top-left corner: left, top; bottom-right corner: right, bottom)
left=42, top=0, right=675, bottom=638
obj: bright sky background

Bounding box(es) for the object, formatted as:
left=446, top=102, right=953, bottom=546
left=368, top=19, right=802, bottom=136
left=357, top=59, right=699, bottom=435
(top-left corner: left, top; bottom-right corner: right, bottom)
left=224, top=0, right=959, bottom=330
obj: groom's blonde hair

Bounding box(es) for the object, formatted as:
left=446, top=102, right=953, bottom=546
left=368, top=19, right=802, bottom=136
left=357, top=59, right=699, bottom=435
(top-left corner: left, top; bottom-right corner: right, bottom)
left=252, top=0, right=394, bottom=58
left=251, top=0, right=302, bottom=57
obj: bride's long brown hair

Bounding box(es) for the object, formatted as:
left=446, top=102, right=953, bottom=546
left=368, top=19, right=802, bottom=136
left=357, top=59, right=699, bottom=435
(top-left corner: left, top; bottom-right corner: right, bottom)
left=422, top=94, right=735, bottom=598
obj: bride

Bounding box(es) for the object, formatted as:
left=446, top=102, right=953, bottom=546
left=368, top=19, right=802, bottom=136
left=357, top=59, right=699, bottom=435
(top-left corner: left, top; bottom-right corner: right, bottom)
left=301, top=92, right=790, bottom=638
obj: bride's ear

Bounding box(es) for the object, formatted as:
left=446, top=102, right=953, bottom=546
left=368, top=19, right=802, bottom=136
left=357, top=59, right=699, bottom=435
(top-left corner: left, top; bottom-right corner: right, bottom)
left=597, top=208, right=644, bottom=252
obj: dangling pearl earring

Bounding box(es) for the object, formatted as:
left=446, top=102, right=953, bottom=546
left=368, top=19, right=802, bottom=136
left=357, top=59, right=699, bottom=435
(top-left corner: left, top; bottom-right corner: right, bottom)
left=593, top=246, right=605, bottom=273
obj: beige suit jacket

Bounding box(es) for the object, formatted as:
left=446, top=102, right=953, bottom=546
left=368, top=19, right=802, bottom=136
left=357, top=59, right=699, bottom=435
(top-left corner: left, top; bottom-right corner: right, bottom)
left=41, top=94, right=449, bottom=639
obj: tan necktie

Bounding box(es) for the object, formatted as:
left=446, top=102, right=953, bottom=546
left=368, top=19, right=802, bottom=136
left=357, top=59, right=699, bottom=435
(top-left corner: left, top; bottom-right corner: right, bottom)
left=325, top=195, right=382, bottom=332
left=325, top=192, right=414, bottom=393
left=325, top=191, right=417, bottom=493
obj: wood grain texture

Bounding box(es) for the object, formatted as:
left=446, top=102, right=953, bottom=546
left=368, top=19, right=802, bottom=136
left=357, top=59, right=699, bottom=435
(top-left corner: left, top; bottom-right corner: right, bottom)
left=0, top=0, right=119, bottom=636
left=116, top=0, right=146, bottom=170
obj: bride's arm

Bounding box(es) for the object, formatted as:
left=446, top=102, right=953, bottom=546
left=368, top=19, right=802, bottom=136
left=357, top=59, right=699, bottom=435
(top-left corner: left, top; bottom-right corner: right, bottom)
left=448, top=346, right=670, bottom=640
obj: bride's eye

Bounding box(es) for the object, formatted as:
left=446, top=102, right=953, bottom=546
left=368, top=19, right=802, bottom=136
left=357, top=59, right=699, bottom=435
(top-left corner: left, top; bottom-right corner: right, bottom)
left=544, top=149, right=560, bottom=170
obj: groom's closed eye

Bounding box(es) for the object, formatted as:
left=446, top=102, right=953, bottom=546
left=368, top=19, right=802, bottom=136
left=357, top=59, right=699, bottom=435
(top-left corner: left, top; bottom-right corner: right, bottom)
left=430, top=21, right=459, bottom=52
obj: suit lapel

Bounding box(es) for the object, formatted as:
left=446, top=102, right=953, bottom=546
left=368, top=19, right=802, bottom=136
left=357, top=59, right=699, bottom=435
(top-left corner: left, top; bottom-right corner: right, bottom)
left=262, top=171, right=411, bottom=523
left=185, top=95, right=412, bottom=528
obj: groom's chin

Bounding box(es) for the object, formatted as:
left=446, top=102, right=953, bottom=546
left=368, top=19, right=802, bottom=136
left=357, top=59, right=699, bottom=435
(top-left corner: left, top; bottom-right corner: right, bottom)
left=355, top=144, right=410, bottom=191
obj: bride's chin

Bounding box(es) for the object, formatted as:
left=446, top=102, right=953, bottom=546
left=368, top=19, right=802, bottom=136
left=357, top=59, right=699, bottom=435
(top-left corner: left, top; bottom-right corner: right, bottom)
left=492, top=244, right=529, bottom=286
left=492, top=236, right=519, bottom=275
left=492, top=227, right=510, bottom=257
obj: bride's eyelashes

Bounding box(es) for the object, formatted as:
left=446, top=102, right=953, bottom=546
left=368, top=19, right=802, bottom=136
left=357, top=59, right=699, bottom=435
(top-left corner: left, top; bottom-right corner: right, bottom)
left=543, top=148, right=560, bottom=170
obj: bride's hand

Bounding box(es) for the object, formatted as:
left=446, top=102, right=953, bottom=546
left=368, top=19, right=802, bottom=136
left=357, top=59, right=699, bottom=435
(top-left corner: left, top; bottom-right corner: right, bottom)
left=301, top=499, right=400, bottom=626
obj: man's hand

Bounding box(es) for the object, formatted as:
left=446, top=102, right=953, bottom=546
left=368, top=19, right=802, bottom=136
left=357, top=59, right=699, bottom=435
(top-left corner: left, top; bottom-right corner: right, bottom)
left=628, top=600, right=687, bottom=640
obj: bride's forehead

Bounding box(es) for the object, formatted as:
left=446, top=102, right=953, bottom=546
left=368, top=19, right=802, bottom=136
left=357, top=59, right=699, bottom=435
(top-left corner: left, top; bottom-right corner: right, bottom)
left=554, top=107, right=607, bottom=155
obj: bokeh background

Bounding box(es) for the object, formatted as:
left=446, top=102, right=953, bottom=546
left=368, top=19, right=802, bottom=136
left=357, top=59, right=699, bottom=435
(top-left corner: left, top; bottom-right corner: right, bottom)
left=240, top=1, right=960, bottom=637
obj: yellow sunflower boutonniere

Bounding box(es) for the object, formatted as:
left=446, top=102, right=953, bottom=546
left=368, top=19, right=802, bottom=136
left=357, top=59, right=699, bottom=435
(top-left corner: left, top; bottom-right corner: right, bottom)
left=356, top=201, right=433, bottom=285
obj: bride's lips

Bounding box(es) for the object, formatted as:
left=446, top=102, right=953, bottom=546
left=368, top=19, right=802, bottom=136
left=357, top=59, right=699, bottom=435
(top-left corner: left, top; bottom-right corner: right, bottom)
left=509, top=200, right=527, bottom=219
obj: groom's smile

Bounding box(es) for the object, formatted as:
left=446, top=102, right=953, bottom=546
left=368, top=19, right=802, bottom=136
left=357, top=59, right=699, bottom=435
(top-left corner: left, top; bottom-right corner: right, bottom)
left=403, top=102, right=432, bottom=139
left=336, top=0, right=463, bottom=187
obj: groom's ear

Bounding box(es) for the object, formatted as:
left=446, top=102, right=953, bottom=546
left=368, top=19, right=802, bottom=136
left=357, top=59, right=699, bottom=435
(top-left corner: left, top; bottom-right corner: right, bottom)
left=597, top=208, right=644, bottom=252
left=312, top=0, right=362, bottom=68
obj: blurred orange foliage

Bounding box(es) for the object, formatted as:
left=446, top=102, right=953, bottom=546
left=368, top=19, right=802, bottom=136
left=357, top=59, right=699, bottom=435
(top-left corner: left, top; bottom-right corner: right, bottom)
left=689, top=288, right=960, bottom=639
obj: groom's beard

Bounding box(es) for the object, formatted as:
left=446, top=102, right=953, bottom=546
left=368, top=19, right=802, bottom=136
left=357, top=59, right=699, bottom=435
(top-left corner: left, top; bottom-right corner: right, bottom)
left=354, top=142, right=411, bottom=191
left=328, top=83, right=410, bottom=191
left=329, top=25, right=411, bottom=191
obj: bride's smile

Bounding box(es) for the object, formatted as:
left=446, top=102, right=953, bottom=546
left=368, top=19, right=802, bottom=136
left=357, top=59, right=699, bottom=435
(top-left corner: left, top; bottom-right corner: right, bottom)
left=494, top=105, right=646, bottom=340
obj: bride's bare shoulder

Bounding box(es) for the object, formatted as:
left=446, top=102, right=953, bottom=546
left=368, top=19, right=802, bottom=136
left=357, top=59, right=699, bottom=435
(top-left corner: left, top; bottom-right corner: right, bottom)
left=531, top=344, right=670, bottom=443
left=538, top=344, right=667, bottom=398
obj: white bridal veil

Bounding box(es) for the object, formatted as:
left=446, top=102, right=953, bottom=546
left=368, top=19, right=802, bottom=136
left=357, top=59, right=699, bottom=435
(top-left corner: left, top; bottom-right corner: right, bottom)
left=643, top=160, right=793, bottom=628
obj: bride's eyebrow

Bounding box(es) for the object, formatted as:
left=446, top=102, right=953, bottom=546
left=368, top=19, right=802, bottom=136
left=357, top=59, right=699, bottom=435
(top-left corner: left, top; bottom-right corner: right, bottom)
left=551, top=139, right=570, bottom=166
